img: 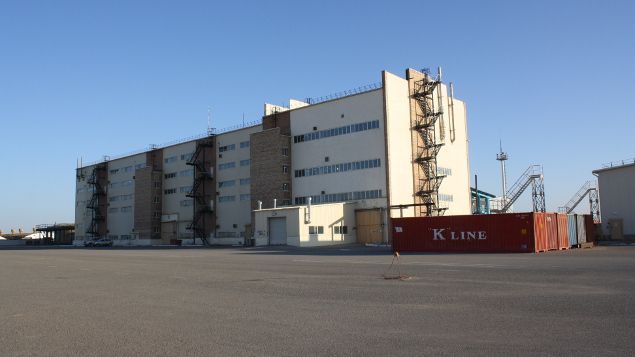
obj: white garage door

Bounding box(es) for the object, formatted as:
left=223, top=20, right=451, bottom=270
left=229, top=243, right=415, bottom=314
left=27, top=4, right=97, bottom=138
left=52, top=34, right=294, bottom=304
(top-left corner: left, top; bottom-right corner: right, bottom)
left=268, top=217, right=287, bottom=245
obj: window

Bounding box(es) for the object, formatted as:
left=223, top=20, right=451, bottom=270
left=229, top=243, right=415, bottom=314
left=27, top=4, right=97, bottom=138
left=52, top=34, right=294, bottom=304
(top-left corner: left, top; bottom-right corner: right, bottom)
left=123, top=166, right=133, bottom=173
left=164, top=156, right=177, bottom=164
left=121, top=235, right=131, bottom=240
left=219, top=195, right=236, bottom=203
left=108, top=207, right=119, bottom=214
left=282, top=199, right=291, bottom=206
left=439, top=193, right=454, bottom=202
left=282, top=148, right=289, bottom=156
left=294, top=158, right=381, bottom=179
left=153, top=181, right=161, bottom=188
left=109, top=235, right=119, bottom=240
left=219, top=180, right=235, bottom=188
left=293, top=120, right=380, bottom=144
left=109, top=169, right=119, bottom=175
left=180, top=186, right=192, bottom=193
left=121, top=206, right=132, bottom=213
left=309, top=226, right=324, bottom=234
left=135, top=163, right=146, bottom=170
left=240, top=159, right=251, bottom=167
left=295, top=189, right=382, bottom=205
left=122, top=194, right=133, bottom=201
left=437, top=167, right=453, bottom=177
left=153, top=196, right=160, bottom=203
left=219, top=162, right=235, bottom=170
left=282, top=165, right=288, bottom=173
left=239, top=178, right=251, bottom=186
left=219, top=144, right=236, bottom=152
left=181, top=152, right=194, bottom=161
left=179, top=169, right=193, bottom=177
left=164, top=172, right=177, bottom=179
left=180, top=199, right=193, bottom=207
left=240, top=141, right=250, bottom=148
left=164, top=188, right=177, bottom=195
left=240, top=194, right=251, bottom=201
left=109, top=196, right=120, bottom=202
left=334, top=226, right=348, bottom=235
left=282, top=183, right=289, bottom=191
left=153, top=211, right=161, bottom=218
left=122, top=180, right=133, bottom=187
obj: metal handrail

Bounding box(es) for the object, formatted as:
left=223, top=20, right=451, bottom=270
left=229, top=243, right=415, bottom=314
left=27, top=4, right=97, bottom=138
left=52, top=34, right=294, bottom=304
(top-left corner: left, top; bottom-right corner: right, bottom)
left=305, top=82, right=382, bottom=105
left=602, top=157, right=635, bottom=168
left=80, top=120, right=261, bottom=167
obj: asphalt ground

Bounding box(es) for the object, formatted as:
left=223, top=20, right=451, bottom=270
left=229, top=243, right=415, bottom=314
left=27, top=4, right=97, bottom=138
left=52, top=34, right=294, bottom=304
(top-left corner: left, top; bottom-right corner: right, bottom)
left=0, top=245, right=634, bottom=356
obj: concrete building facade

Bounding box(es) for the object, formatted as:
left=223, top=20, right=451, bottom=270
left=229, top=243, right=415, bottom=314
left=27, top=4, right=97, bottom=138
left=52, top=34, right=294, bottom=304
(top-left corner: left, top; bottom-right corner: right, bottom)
left=75, top=67, right=471, bottom=246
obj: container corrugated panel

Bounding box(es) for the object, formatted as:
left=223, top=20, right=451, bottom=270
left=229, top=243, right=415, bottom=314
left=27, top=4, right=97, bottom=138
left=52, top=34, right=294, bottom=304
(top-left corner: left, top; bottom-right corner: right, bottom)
left=556, top=214, right=569, bottom=250
left=545, top=213, right=559, bottom=250
left=567, top=214, right=577, bottom=247
left=584, top=215, right=596, bottom=245
left=533, top=213, right=548, bottom=252
left=576, top=215, right=587, bottom=244
left=392, top=213, right=538, bottom=253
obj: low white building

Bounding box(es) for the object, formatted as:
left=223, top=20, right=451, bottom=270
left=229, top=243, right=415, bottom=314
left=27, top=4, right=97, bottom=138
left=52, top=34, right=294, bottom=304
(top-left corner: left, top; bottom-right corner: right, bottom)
left=593, top=158, right=635, bottom=240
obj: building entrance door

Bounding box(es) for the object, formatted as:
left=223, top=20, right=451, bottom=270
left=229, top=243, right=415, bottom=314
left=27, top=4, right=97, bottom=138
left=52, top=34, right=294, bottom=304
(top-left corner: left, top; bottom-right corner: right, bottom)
left=609, top=219, right=624, bottom=240
left=355, top=209, right=383, bottom=244
left=268, top=217, right=287, bottom=245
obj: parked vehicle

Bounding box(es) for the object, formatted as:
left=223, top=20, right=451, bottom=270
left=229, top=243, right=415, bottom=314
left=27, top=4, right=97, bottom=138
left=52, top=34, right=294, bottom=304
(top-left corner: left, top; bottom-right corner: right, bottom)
left=84, top=238, right=113, bottom=247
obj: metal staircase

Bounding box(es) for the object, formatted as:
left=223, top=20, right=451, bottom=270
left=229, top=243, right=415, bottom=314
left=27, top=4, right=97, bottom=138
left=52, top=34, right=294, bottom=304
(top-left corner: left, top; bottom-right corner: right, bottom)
left=411, top=69, right=447, bottom=216
left=186, top=137, right=215, bottom=245
left=494, top=165, right=545, bottom=213
left=86, top=164, right=107, bottom=239
left=558, top=181, right=601, bottom=223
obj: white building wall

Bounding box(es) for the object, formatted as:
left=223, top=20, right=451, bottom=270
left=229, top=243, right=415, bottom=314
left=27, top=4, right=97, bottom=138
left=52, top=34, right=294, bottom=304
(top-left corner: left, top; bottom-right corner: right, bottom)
left=290, top=89, right=387, bottom=205
left=383, top=71, right=415, bottom=217
left=213, top=125, right=262, bottom=244
left=596, top=164, right=635, bottom=238
left=162, top=141, right=196, bottom=239
left=106, top=154, right=146, bottom=243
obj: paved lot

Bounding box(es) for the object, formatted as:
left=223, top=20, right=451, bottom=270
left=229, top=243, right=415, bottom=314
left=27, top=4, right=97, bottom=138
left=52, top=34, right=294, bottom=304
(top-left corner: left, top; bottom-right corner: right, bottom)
left=0, top=245, right=634, bottom=356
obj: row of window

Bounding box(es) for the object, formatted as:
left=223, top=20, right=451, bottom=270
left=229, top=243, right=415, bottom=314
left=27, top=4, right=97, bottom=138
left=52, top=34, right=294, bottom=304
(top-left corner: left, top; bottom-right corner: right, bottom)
left=293, top=120, right=380, bottom=144
left=108, top=206, right=133, bottom=213
left=110, top=180, right=133, bottom=189
left=308, top=225, right=349, bottom=235
left=218, top=160, right=250, bottom=170
left=437, top=167, right=453, bottom=177
left=109, top=194, right=133, bottom=202
left=218, top=178, right=251, bottom=188
left=294, top=159, right=381, bottom=178
left=219, top=141, right=250, bottom=152
left=164, top=186, right=193, bottom=195
left=164, top=153, right=194, bottom=164
left=109, top=164, right=144, bottom=175
left=107, top=235, right=132, bottom=240
left=218, top=194, right=251, bottom=202
left=439, top=193, right=454, bottom=202
left=294, top=189, right=382, bottom=205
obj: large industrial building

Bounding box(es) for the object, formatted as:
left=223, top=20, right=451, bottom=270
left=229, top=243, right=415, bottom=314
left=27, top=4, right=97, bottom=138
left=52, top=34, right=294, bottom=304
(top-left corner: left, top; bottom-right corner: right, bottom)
left=75, top=67, right=471, bottom=246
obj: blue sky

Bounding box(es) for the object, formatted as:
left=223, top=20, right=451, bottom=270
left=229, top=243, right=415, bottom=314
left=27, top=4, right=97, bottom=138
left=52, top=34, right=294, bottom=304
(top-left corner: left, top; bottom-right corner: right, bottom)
left=0, top=0, right=633, bottom=232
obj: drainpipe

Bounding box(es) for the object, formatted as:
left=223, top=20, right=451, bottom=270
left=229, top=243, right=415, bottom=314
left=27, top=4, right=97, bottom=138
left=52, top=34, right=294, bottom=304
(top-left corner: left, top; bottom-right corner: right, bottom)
left=257, top=201, right=262, bottom=210
left=307, top=197, right=312, bottom=224
left=273, top=199, right=277, bottom=209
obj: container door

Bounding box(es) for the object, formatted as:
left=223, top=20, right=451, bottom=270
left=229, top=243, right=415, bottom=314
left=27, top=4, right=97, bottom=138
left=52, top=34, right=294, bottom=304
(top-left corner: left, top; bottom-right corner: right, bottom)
left=355, top=209, right=383, bottom=244
left=567, top=215, right=577, bottom=247
left=268, top=217, right=287, bottom=245
left=609, top=219, right=624, bottom=240
left=576, top=215, right=587, bottom=244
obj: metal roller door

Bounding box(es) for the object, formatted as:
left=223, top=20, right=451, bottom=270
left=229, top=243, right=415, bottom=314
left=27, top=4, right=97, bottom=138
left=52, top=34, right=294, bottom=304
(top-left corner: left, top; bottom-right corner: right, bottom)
left=268, top=217, right=287, bottom=245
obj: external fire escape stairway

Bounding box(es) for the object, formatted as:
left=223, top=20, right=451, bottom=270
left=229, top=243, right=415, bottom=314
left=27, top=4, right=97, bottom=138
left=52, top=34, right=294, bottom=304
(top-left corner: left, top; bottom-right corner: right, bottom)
left=497, top=165, right=545, bottom=213
left=185, top=138, right=214, bottom=245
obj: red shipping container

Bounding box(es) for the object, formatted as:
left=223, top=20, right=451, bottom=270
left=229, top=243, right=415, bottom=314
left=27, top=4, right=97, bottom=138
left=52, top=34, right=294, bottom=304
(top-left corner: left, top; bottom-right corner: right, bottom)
left=533, top=213, right=548, bottom=252
left=584, top=215, right=596, bottom=245
left=392, top=213, right=549, bottom=254
left=544, top=213, right=559, bottom=250
left=556, top=214, right=569, bottom=250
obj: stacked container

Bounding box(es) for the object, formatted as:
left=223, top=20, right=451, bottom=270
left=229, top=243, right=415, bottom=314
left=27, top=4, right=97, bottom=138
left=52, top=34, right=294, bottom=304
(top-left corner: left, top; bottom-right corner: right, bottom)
left=567, top=214, right=578, bottom=247
left=556, top=214, right=569, bottom=250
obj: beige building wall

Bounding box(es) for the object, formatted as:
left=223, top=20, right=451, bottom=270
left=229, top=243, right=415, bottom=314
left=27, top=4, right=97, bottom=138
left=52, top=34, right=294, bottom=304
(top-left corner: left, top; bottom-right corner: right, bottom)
left=162, top=141, right=196, bottom=241
left=595, top=164, right=635, bottom=238
left=106, top=154, right=146, bottom=245
left=213, top=125, right=262, bottom=244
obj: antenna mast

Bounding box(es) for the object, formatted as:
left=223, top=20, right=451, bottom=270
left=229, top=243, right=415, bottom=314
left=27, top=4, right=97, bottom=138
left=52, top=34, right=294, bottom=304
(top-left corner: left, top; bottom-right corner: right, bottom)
left=496, top=140, right=509, bottom=206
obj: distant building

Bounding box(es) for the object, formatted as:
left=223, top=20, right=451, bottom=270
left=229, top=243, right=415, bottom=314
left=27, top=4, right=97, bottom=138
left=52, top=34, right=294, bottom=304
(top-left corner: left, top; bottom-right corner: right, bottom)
left=593, top=158, right=635, bottom=240
left=470, top=188, right=496, bottom=214
left=75, top=67, right=472, bottom=246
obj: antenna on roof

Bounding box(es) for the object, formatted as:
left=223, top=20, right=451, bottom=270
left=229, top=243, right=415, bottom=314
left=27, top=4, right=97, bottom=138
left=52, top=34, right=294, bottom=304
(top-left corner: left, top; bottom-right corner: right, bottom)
left=207, top=108, right=214, bottom=136
left=242, top=113, right=245, bottom=126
